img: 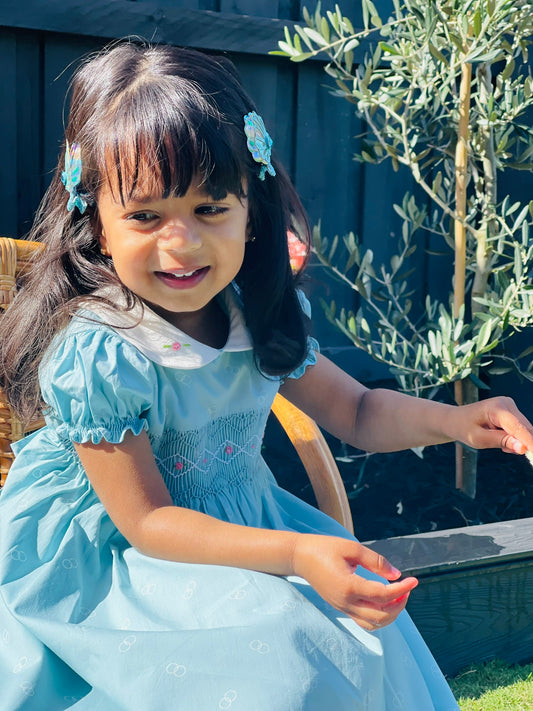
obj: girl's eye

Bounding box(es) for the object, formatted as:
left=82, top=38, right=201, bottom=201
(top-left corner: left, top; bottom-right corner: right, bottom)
left=196, top=204, right=227, bottom=216
left=127, top=212, right=158, bottom=222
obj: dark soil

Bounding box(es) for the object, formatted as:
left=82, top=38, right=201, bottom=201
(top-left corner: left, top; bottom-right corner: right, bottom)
left=263, top=413, right=533, bottom=543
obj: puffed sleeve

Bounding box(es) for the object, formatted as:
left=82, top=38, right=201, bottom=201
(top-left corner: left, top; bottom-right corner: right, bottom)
left=39, top=325, right=157, bottom=444
left=285, top=290, right=320, bottom=381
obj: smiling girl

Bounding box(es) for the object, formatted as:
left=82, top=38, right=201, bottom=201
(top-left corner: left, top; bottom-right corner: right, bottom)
left=0, top=41, right=532, bottom=711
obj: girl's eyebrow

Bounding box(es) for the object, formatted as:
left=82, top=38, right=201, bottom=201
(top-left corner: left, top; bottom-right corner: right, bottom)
left=125, top=188, right=216, bottom=205
left=119, top=192, right=168, bottom=207
left=128, top=195, right=160, bottom=205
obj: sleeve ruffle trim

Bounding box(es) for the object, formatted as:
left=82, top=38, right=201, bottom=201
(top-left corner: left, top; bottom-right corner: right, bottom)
left=286, top=335, right=319, bottom=381
left=55, top=417, right=149, bottom=445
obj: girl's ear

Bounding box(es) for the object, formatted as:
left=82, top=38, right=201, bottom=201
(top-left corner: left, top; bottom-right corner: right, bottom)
left=98, top=224, right=111, bottom=256
left=91, top=209, right=109, bottom=255
left=99, top=231, right=111, bottom=256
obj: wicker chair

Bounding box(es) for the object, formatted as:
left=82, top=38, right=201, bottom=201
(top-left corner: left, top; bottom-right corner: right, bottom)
left=0, top=237, right=354, bottom=533
left=0, top=238, right=45, bottom=486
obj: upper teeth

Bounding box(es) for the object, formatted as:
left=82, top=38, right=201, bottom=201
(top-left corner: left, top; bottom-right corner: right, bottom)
left=175, top=270, right=197, bottom=278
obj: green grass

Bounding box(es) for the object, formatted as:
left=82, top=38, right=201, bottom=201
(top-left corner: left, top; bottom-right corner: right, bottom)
left=449, top=660, right=533, bottom=710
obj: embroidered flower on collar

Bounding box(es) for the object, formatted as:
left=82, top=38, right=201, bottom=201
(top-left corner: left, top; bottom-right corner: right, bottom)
left=164, top=341, right=191, bottom=351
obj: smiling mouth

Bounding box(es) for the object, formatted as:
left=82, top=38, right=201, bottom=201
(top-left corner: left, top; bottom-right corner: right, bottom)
left=155, top=266, right=210, bottom=288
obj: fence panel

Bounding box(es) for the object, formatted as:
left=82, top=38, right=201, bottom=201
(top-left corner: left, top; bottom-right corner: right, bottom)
left=0, top=30, right=19, bottom=239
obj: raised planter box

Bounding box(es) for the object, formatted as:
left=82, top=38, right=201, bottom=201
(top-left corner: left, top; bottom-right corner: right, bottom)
left=365, top=517, right=533, bottom=676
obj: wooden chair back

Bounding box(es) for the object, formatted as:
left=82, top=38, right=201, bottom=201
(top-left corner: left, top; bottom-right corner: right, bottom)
left=0, top=238, right=354, bottom=533
left=271, top=394, right=353, bottom=533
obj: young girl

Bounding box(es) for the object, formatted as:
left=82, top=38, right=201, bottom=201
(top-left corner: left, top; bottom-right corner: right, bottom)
left=0, top=42, right=532, bottom=711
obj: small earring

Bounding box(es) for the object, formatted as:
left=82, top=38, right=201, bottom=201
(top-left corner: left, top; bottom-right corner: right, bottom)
left=100, top=247, right=110, bottom=256
left=247, top=235, right=256, bottom=243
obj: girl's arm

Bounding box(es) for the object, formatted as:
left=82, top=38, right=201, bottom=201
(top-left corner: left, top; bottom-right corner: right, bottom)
left=279, top=353, right=533, bottom=455
left=74, top=432, right=417, bottom=630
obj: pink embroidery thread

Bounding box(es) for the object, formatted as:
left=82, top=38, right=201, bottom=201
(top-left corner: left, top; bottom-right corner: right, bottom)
left=163, top=342, right=191, bottom=351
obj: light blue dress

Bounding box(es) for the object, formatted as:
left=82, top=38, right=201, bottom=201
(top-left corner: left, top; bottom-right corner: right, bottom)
left=0, top=286, right=459, bottom=710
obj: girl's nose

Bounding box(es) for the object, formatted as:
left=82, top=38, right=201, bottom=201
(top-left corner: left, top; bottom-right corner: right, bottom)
left=159, top=222, right=202, bottom=252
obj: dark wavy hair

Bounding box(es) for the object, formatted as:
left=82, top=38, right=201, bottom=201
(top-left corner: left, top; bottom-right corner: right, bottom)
left=0, top=41, right=311, bottom=423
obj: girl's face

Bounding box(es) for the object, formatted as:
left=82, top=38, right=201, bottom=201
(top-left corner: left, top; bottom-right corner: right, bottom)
left=98, top=179, right=249, bottom=335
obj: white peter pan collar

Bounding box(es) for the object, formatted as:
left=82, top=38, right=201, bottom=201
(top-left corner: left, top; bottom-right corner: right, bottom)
left=83, top=284, right=253, bottom=369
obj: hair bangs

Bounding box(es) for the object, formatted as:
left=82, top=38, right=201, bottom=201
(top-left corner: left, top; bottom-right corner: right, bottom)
left=97, top=80, right=247, bottom=205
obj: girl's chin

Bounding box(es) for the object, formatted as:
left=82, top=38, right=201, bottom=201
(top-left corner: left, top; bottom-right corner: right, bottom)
left=144, top=297, right=214, bottom=326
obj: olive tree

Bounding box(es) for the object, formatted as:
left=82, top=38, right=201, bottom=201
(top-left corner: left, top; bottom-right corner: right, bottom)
left=275, top=0, right=533, bottom=495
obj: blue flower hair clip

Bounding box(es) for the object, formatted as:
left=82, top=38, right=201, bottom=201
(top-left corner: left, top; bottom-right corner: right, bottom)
left=61, top=141, right=88, bottom=214
left=243, top=112, right=276, bottom=181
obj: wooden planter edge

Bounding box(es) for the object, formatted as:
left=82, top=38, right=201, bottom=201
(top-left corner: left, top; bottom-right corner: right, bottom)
left=364, top=518, right=533, bottom=675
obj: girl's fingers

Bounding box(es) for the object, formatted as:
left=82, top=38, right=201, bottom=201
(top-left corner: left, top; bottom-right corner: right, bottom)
left=500, top=436, right=531, bottom=455
left=478, top=424, right=533, bottom=454
left=353, top=575, right=418, bottom=606
left=347, top=544, right=418, bottom=595
left=470, top=398, right=533, bottom=453
left=340, top=547, right=418, bottom=624
left=327, top=568, right=417, bottom=623
left=350, top=592, right=411, bottom=630
left=349, top=543, right=405, bottom=581
left=346, top=587, right=414, bottom=614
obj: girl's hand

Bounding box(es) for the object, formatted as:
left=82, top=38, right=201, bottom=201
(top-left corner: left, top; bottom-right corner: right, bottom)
left=451, top=396, right=533, bottom=455
left=291, top=534, right=418, bottom=631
